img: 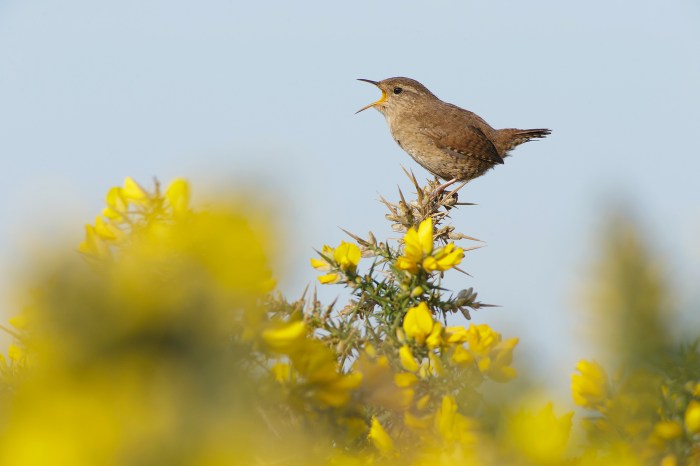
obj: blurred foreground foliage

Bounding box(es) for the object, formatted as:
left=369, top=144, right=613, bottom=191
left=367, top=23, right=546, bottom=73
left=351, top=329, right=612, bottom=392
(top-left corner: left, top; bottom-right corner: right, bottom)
left=0, top=176, right=698, bottom=465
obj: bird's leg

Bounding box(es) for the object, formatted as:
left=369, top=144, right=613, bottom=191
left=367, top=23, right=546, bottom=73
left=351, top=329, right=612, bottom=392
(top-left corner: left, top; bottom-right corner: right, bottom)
left=432, top=178, right=459, bottom=196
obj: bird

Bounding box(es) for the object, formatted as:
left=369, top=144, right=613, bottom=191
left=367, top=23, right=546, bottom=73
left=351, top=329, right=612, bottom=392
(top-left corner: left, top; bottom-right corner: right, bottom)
left=356, top=77, right=550, bottom=191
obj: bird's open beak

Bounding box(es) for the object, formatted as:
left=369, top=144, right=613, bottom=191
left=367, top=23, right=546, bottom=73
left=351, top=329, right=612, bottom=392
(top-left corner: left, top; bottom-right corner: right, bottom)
left=356, top=79, right=387, bottom=114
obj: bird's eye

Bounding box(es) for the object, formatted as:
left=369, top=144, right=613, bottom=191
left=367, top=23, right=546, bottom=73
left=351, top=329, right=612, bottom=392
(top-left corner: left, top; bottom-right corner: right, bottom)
left=393, top=87, right=403, bottom=95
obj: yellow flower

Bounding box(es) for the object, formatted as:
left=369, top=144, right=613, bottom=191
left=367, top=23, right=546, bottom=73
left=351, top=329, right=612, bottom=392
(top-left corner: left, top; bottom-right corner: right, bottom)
left=310, top=245, right=333, bottom=270
left=317, top=273, right=340, bottom=284
left=122, top=176, right=147, bottom=201
left=396, top=218, right=434, bottom=274
left=309, top=258, right=328, bottom=270
left=105, top=186, right=128, bottom=213
left=444, top=326, right=469, bottom=344
left=425, top=321, right=443, bottom=349
left=394, top=372, right=419, bottom=388
left=462, top=324, right=518, bottom=382
left=465, top=324, right=499, bottom=356
left=354, top=350, right=408, bottom=411
left=402, top=302, right=434, bottom=345
left=396, top=217, right=465, bottom=274
left=423, top=243, right=464, bottom=273
left=400, top=345, right=420, bottom=372
left=369, top=417, right=394, bottom=455
left=451, top=345, right=474, bottom=366
left=271, top=362, right=292, bottom=383
left=485, top=337, right=518, bottom=382
left=310, top=242, right=360, bottom=284
left=505, top=403, right=573, bottom=464
left=93, top=216, right=121, bottom=241
left=165, top=178, right=190, bottom=216
left=436, top=395, right=478, bottom=443
left=685, top=399, right=700, bottom=434
left=416, top=394, right=430, bottom=411
left=571, top=360, right=609, bottom=409
left=428, top=352, right=444, bottom=377
left=315, top=371, right=363, bottom=407
left=78, top=224, right=111, bottom=259
left=262, top=321, right=307, bottom=352
left=333, top=241, right=361, bottom=273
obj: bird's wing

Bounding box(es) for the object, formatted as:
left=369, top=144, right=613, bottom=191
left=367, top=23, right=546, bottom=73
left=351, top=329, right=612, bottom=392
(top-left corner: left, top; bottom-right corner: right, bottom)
left=423, top=125, right=504, bottom=165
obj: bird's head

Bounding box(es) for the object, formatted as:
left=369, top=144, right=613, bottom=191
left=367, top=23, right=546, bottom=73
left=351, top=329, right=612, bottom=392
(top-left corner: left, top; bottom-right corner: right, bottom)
left=356, top=77, right=436, bottom=116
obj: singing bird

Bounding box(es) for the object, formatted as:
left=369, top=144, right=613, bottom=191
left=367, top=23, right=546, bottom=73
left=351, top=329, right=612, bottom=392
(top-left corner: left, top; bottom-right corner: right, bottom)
left=357, top=77, right=550, bottom=190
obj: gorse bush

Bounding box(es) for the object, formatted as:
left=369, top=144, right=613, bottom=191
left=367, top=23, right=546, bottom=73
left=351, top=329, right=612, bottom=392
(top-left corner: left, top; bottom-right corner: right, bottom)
left=0, top=176, right=698, bottom=465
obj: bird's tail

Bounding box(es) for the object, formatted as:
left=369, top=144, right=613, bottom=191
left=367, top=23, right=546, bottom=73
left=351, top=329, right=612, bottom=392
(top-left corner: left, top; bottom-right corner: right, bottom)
left=498, top=128, right=551, bottom=153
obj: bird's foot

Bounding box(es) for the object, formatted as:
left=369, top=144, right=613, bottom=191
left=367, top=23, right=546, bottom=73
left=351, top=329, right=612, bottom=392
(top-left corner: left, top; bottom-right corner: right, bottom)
left=431, top=178, right=459, bottom=197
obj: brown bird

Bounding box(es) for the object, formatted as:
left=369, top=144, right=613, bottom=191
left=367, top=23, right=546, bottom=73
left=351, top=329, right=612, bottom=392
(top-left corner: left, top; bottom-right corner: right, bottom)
left=356, top=77, right=550, bottom=191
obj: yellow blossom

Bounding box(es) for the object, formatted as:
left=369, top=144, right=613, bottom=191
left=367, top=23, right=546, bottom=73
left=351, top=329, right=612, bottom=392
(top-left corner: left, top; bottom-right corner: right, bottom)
left=407, top=217, right=435, bottom=257
left=165, top=178, right=190, bottom=216
left=105, top=186, right=127, bottom=213
left=398, top=388, right=415, bottom=408
left=685, top=400, right=700, bottom=434
left=102, top=206, right=123, bottom=221
left=271, top=362, right=292, bottom=383
left=262, top=321, right=307, bottom=351
left=465, top=324, right=499, bottom=356
left=571, top=360, right=610, bottom=409
left=463, top=324, right=518, bottom=382
left=394, top=372, right=419, bottom=388
left=505, top=403, right=573, bottom=464
left=395, top=328, right=406, bottom=344
left=333, top=241, right=361, bottom=273
left=422, top=243, right=464, bottom=272
left=354, top=351, right=408, bottom=411
left=425, top=321, right=443, bottom=349
left=451, top=345, right=474, bottom=366
left=416, top=394, right=430, bottom=411
left=428, top=352, right=444, bottom=377
left=396, top=218, right=434, bottom=274
left=444, top=326, right=469, bottom=344
left=402, top=302, right=434, bottom=345
left=78, top=224, right=111, bottom=259
left=315, top=371, right=363, bottom=407
left=486, top=338, right=518, bottom=382
left=418, top=360, right=431, bottom=380
left=369, top=417, right=394, bottom=455
left=396, top=217, right=465, bottom=274
left=436, top=395, right=478, bottom=443
left=93, top=216, right=121, bottom=241
left=122, top=177, right=147, bottom=201
left=317, top=273, right=340, bottom=284
left=400, top=345, right=420, bottom=372
left=310, top=245, right=333, bottom=270
left=311, top=243, right=360, bottom=283
left=309, top=258, right=328, bottom=270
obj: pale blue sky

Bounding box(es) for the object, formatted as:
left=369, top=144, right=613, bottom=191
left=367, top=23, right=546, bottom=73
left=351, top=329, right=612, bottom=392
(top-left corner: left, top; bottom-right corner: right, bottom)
left=1, top=0, right=699, bottom=397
